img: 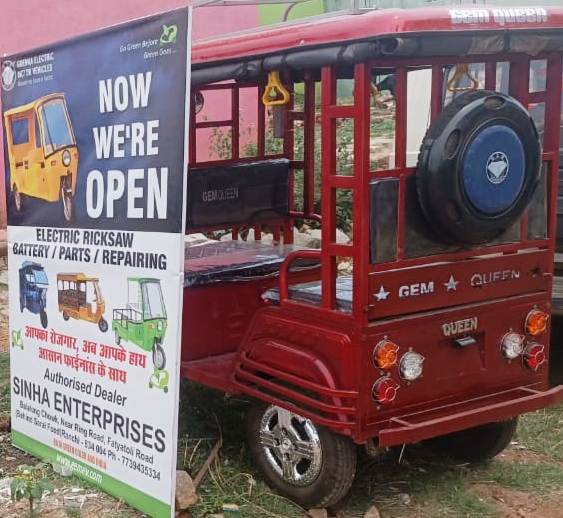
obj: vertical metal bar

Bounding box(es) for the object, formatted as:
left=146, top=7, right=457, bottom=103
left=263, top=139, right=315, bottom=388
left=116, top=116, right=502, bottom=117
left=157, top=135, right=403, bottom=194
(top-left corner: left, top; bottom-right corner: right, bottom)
left=231, top=84, right=239, bottom=161
left=258, top=85, right=266, bottom=157
left=509, top=57, right=530, bottom=104
left=485, top=61, right=497, bottom=91
left=354, top=60, right=372, bottom=445
left=430, top=64, right=443, bottom=122
left=509, top=58, right=531, bottom=242
left=544, top=54, right=562, bottom=246
left=304, top=73, right=316, bottom=218
left=544, top=55, right=562, bottom=156
left=394, top=67, right=407, bottom=259
left=321, top=66, right=337, bottom=309
left=189, top=91, right=197, bottom=164
left=394, top=67, right=408, bottom=170
left=353, top=63, right=371, bottom=321
left=284, top=79, right=295, bottom=244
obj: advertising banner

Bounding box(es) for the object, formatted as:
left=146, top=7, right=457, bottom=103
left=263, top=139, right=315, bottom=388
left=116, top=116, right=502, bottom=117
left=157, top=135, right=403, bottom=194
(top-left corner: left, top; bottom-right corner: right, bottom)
left=1, top=7, right=191, bottom=517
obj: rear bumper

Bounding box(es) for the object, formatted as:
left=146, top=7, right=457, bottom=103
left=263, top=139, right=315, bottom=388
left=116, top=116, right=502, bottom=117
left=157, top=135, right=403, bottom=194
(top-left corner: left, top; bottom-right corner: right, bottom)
left=378, top=384, right=563, bottom=447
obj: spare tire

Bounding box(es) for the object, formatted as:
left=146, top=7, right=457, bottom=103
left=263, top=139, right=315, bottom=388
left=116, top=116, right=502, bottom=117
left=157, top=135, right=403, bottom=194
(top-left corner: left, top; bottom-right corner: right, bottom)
left=416, top=90, right=541, bottom=244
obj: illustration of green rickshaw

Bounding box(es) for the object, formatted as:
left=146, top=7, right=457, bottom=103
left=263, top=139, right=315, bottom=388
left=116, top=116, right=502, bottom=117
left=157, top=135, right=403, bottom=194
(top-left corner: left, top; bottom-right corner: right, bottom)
left=57, top=273, right=108, bottom=332
left=4, top=93, right=78, bottom=222
left=112, top=278, right=167, bottom=370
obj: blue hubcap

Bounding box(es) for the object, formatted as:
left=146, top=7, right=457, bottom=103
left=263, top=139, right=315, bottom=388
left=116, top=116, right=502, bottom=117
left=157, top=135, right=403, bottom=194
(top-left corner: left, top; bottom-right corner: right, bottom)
left=462, top=124, right=526, bottom=215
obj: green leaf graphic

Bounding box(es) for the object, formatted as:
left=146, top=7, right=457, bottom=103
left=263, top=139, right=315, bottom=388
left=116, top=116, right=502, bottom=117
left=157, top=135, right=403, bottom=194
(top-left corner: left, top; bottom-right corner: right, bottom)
left=160, top=24, right=178, bottom=45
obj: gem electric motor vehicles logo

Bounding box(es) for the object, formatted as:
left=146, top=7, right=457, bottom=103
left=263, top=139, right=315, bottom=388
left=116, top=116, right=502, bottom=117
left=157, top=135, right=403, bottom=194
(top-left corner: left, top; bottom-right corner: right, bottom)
left=486, top=152, right=510, bottom=185
left=160, top=24, right=178, bottom=45
left=1, top=61, right=16, bottom=91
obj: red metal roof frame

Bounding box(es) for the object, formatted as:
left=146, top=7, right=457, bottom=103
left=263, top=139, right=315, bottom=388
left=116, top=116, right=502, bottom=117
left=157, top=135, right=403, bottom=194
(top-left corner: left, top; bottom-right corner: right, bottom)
left=192, top=6, right=563, bottom=65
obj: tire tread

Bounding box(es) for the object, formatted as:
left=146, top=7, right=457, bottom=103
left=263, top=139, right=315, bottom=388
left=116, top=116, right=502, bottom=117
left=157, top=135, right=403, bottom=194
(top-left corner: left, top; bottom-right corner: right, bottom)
left=246, top=402, right=357, bottom=509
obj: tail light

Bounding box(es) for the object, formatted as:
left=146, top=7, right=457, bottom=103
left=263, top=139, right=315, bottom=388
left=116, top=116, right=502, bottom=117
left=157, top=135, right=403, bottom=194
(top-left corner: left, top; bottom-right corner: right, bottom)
left=373, top=340, right=399, bottom=370
left=398, top=351, right=424, bottom=381
left=372, top=376, right=399, bottom=404
left=501, top=332, right=525, bottom=359
left=525, top=309, right=549, bottom=336
left=524, top=343, right=546, bottom=370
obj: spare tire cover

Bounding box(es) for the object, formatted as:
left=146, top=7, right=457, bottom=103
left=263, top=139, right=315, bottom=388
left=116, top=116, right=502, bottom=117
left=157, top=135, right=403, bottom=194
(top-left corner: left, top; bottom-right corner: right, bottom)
left=416, top=90, right=541, bottom=244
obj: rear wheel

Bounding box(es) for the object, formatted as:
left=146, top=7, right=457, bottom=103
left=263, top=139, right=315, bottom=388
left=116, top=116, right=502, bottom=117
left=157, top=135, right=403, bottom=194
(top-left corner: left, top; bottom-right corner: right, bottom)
left=40, top=310, right=48, bottom=329
left=426, top=418, right=518, bottom=463
left=152, top=341, right=166, bottom=370
left=98, top=317, right=108, bottom=333
left=246, top=403, right=357, bottom=509
left=115, top=331, right=121, bottom=346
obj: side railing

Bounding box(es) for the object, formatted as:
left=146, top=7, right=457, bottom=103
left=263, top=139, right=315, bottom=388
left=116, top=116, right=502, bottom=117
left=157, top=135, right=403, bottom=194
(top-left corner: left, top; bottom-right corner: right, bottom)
left=113, top=307, right=142, bottom=325
left=278, top=249, right=322, bottom=302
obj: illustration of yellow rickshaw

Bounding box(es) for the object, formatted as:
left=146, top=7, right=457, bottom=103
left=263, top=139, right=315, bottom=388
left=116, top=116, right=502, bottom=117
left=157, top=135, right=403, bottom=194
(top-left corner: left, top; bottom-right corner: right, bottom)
left=4, top=93, right=78, bottom=221
left=57, top=273, right=108, bottom=332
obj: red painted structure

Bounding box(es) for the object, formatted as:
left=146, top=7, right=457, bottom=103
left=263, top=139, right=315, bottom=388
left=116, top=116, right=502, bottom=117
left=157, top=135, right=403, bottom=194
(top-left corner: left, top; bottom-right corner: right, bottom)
left=192, top=6, right=563, bottom=65
left=182, top=5, right=563, bottom=448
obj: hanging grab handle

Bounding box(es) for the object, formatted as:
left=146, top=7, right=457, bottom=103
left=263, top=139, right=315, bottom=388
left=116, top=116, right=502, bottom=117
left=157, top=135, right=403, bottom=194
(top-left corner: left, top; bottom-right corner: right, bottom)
left=262, top=71, right=290, bottom=107
left=447, top=64, right=479, bottom=93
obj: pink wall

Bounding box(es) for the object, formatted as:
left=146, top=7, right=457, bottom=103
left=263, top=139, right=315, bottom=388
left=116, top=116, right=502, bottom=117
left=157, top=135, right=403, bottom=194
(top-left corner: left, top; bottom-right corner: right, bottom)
left=0, top=1, right=260, bottom=226
left=0, top=1, right=259, bottom=54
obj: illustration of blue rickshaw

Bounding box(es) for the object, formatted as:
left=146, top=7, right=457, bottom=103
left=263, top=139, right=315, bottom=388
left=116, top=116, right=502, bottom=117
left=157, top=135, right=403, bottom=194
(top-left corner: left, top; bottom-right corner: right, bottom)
left=19, top=261, right=49, bottom=328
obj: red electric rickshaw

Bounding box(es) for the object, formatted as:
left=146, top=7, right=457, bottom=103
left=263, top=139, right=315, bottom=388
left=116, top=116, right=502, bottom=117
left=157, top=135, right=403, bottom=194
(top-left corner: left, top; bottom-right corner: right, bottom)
left=182, top=6, right=563, bottom=508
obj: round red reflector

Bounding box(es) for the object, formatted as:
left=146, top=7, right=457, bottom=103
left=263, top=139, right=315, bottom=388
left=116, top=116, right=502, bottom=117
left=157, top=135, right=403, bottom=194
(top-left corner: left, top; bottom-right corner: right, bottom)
left=525, top=309, right=549, bottom=336
left=372, top=377, right=399, bottom=404
left=524, top=343, right=546, bottom=371
left=374, top=340, right=399, bottom=370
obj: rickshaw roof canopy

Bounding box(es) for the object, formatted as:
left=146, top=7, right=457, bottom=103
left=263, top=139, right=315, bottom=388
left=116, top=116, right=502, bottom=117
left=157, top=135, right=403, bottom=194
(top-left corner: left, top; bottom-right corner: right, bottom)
left=57, top=273, right=99, bottom=283
left=192, top=6, right=563, bottom=73
left=21, top=262, right=48, bottom=285
left=4, top=93, right=66, bottom=118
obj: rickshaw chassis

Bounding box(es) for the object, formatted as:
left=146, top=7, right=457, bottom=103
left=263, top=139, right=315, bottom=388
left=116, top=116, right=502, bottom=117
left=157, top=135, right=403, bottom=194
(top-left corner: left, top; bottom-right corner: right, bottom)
left=182, top=290, right=555, bottom=447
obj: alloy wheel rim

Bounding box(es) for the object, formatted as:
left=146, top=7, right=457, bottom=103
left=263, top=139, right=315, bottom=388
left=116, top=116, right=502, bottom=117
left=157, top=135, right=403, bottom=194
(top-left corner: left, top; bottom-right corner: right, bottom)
left=259, top=405, right=322, bottom=486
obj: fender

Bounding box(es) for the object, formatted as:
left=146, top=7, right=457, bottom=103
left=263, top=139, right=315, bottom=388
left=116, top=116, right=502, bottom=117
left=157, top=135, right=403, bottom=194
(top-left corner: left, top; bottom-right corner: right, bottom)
left=233, top=308, right=359, bottom=434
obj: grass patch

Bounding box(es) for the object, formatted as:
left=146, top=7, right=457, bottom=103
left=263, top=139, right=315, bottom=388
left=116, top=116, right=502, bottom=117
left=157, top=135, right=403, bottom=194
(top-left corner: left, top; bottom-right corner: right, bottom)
left=517, top=404, right=563, bottom=461
left=481, top=460, right=563, bottom=495
left=0, top=352, right=9, bottom=418
left=345, top=453, right=496, bottom=518
left=176, top=382, right=303, bottom=517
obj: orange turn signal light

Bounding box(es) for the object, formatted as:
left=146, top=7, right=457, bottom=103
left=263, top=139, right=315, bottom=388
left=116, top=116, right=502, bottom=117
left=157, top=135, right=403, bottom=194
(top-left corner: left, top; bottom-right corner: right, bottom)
left=374, top=340, right=399, bottom=370
left=525, top=309, right=549, bottom=336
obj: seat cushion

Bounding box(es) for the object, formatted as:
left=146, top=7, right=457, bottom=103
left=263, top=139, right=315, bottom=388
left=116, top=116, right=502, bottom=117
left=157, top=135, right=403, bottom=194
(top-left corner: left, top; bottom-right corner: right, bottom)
left=186, top=159, right=290, bottom=231
left=184, top=241, right=314, bottom=287
left=263, top=276, right=353, bottom=313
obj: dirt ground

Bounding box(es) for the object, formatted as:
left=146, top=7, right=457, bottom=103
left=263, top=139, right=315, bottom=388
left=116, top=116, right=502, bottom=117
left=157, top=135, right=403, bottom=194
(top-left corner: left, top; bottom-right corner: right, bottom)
left=1, top=258, right=563, bottom=517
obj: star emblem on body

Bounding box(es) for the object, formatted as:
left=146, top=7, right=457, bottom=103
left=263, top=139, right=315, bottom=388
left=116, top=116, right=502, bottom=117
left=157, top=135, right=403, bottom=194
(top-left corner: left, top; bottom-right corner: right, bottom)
left=375, top=286, right=390, bottom=301
left=444, top=275, right=459, bottom=292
